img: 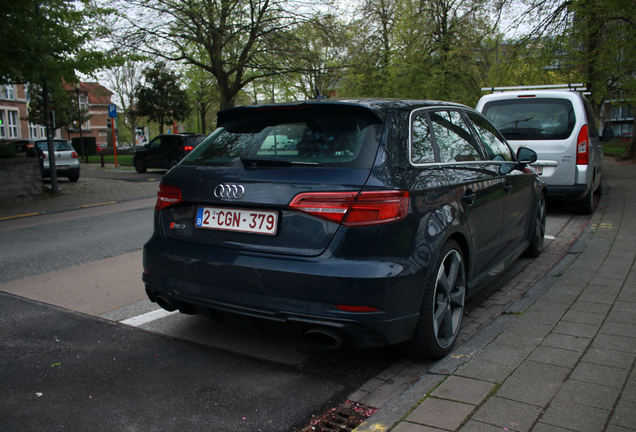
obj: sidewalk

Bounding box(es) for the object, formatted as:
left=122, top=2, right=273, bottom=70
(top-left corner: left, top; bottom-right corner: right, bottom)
left=357, top=161, right=636, bottom=432
left=0, top=164, right=160, bottom=220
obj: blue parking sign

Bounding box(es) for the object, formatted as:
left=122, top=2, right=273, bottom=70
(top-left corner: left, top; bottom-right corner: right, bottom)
left=108, top=104, right=117, bottom=118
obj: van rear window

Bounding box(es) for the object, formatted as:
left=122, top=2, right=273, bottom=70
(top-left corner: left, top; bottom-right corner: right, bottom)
left=482, top=98, right=575, bottom=141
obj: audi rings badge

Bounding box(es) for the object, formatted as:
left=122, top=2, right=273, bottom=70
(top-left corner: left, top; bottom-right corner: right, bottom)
left=214, top=184, right=245, bottom=199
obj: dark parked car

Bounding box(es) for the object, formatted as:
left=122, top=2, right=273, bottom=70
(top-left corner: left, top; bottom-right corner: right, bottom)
left=133, top=133, right=204, bottom=173
left=142, top=99, right=546, bottom=359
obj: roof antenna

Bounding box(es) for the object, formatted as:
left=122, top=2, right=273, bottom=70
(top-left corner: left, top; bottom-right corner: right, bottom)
left=316, top=88, right=326, bottom=100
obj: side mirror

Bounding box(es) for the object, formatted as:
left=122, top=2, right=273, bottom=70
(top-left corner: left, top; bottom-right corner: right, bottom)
left=601, top=127, right=614, bottom=142
left=517, top=147, right=537, bottom=164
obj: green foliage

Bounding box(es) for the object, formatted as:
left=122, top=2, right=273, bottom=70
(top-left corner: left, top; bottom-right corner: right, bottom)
left=26, top=84, right=91, bottom=133
left=0, top=143, right=19, bottom=159
left=0, top=0, right=119, bottom=89
left=133, top=63, right=191, bottom=134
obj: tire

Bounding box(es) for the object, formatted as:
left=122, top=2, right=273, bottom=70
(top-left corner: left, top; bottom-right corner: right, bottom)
left=68, top=174, right=80, bottom=182
left=400, top=239, right=466, bottom=359
left=168, top=158, right=179, bottom=169
left=134, top=157, right=147, bottom=173
left=594, top=172, right=602, bottom=195
left=576, top=180, right=594, bottom=215
left=524, top=193, right=546, bottom=258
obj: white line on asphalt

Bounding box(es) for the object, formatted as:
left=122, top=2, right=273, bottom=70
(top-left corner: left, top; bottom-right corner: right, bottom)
left=120, top=309, right=177, bottom=327
left=545, top=235, right=556, bottom=240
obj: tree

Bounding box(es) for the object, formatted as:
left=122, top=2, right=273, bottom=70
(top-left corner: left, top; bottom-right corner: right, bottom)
left=342, top=0, right=503, bottom=106
left=133, top=63, right=191, bottom=134
left=25, top=83, right=92, bottom=140
left=100, top=60, right=146, bottom=149
left=117, top=0, right=326, bottom=110
left=184, top=64, right=219, bottom=134
left=1, top=0, right=116, bottom=88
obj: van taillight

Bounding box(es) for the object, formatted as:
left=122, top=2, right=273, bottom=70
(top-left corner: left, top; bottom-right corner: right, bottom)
left=576, top=125, right=589, bottom=165
left=183, top=146, right=194, bottom=151
left=288, top=190, right=410, bottom=227
left=156, top=183, right=182, bottom=211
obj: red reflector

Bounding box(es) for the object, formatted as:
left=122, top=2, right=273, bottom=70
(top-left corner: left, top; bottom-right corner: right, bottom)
left=576, top=125, right=589, bottom=165
left=288, top=190, right=410, bottom=227
left=335, top=305, right=382, bottom=313
left=71, top=151, right=78, bottom=158
left=143, top=268, right=150, bottom=275
left=156, top=183, right=183, bottom=211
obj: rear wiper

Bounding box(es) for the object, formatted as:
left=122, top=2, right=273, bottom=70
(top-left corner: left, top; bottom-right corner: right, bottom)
left=239, top=156, right=321, bottom=167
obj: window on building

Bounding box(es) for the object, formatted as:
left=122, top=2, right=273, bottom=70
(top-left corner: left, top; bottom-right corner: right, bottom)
left=2, top=85, right=15, bottom=100
left=0, top=109, right=19, bottom=138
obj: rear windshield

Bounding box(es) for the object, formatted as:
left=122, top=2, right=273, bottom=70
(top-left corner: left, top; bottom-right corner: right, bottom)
left=35, top=140, right=74, bottom=151
left=181, top=107, right=382, bottom=168
left=482, top=98, right=575, bottom=141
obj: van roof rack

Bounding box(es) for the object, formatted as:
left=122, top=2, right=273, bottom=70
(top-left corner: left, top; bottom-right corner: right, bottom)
left=481, top=84, right=589, bottom=95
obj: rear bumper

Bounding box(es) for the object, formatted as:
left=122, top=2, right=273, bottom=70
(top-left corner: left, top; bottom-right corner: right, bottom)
left=43, top=165, right=80, bottom=178
left=545, top=184, right=589, bottom=201
left=142, top=236, right=426, bottom=349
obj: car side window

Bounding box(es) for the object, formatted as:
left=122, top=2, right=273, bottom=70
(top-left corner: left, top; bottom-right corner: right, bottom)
left=410, top=111, right=435, bottom=164
left=466, top=113, right=514, bottom=162
left=149, top=137, right=161, bottom=148
left=160, top=136, right=178, bottom=148
left=429, top=110, right=483, bottom=162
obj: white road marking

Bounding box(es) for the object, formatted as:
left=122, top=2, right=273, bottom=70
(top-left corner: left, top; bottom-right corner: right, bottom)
left=120, top=308, right=176, bottom=327
left=545, top=235, right=556, bottom=240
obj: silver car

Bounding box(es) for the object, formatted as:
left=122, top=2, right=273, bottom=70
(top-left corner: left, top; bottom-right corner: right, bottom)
left=14, top=139, right=81, bottom=182
left=477, top=89, right=604, bottom=214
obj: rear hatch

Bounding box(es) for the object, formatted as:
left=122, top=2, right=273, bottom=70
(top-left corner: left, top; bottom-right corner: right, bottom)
left=157, top=102, right=386, bottom=257
left=35, top=140, right=77, bottom=170
left=479, top=96, right=579, bottom=186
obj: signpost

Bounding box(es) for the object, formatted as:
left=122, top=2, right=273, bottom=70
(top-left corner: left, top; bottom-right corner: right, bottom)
left=108, top=104, right=118, bottom=168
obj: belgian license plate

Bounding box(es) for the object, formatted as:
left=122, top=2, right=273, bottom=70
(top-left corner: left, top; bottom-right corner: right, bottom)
left=57, top=165, right=69, bottom=169
left=196, top=206, right=278, bottom=235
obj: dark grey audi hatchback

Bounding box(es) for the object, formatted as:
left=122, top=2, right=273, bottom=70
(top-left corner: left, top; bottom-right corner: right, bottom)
left=142, top=99, right=546, bottom=359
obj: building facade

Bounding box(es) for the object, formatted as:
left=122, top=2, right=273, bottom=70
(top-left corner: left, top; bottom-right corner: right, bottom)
left=0, top=82, right=112, bottom=147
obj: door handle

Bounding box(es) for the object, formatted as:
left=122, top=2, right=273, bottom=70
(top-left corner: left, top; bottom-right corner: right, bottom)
left=503, top=184, right=512, bottom=194
left=462, top=190, right=476, bottom=205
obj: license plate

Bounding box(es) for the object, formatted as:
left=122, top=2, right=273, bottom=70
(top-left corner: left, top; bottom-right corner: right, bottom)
left=57, top=165, right=69, bottom=169
left=196, top=206, right=278, bottom=235
left=531, top=165, right=542, bottom=175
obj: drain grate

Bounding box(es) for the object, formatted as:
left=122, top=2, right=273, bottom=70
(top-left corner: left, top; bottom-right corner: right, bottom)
left=296, top=400, right=378, bottom=432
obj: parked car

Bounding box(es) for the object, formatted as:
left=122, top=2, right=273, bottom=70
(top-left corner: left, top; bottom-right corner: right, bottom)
left=96, top=142, right=108, bottom=152
left=13, top=139, right=80, bottom=182
left=133, top=133, right=205, bottom=173
left=142, top=99, right=545, bottom=359
left=476, top=89, right=608, bottom=214
left=620, top=132, right=632, bottom=143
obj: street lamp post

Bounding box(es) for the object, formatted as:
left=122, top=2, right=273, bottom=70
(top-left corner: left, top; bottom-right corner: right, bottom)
left=76, top=83, right=87, bottom=163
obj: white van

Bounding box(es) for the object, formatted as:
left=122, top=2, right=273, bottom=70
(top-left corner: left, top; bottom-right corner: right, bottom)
left=477, top=88, right=609, bottom=214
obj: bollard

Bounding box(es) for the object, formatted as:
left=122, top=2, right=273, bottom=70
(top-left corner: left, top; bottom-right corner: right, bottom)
left=101, top=153, right=105, bottom=168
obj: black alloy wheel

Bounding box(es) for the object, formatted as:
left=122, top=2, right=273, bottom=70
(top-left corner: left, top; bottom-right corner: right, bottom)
left=401, top=239, right=466, bottom=359
left=525, top=193, right=546, bottom=258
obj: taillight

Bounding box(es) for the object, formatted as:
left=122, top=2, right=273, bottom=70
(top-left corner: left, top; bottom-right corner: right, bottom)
left=71, top=152, right=78, bottom=158
left=576, top=125, right=589, bottom=165
left=183, top=146, right=194, bottom=151
left=288, top=190, right=410, bottom=227
left=156, top=183, right=182, bottom=211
